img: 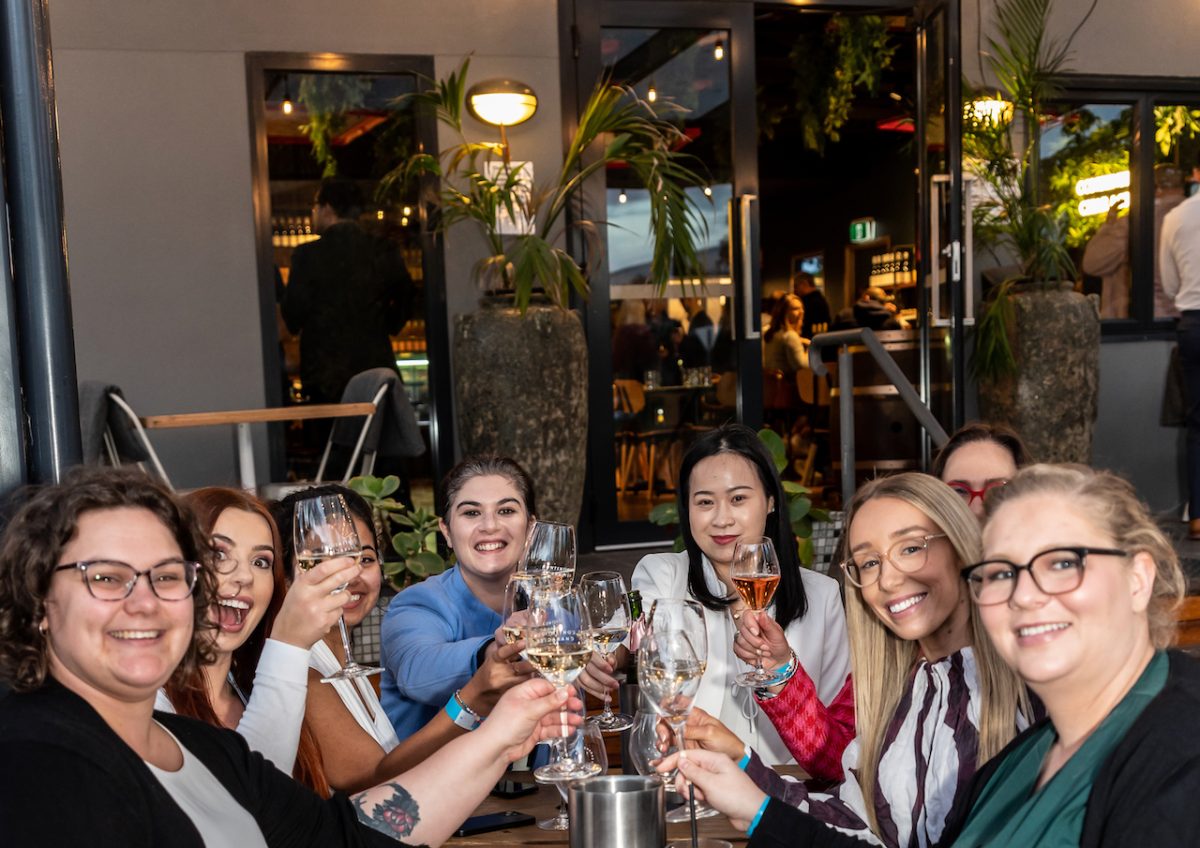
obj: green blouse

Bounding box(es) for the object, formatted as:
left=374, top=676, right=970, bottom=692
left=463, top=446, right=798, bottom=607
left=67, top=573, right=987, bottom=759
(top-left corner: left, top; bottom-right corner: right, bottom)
left=954, top=650, right=1168, bottom=847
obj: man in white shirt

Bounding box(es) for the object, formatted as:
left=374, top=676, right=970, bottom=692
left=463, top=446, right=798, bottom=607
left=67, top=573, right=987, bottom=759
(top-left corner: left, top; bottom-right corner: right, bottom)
left=1160, top=152, right=1200, bottom=538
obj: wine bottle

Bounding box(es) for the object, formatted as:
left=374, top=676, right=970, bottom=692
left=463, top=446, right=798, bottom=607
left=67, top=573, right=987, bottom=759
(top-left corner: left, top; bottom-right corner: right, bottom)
left=626, top=589, right=646, bottom=685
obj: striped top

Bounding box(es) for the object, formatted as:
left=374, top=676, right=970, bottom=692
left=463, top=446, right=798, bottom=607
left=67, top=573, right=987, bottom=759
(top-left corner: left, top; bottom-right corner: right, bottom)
left=747, top=648, right=1003, bottom=847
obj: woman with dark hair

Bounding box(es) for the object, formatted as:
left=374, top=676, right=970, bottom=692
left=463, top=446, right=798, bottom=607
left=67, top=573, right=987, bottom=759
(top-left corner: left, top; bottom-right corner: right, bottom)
left=0, top=467, right=573, bottom=847
left=585, top=424, right=851, bottom=770
left=931, top=421, right=1032, bottom=520
left=375, top=456, right=538, bottom=743
left=158, top=487, right=351, bottom=794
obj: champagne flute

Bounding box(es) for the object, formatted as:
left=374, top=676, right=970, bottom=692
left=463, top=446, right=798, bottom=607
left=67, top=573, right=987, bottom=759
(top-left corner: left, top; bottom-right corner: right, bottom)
left=518, top=519, right=576, bottom=584
left=730, top=537, right=782, bottom=687
left=580, top=571, right=634, bottom=732
left=536, top=718, right=608, bottom=830
left=293, top=494, right=382, bottom=681
left=527, top=588, right=600, bottom=781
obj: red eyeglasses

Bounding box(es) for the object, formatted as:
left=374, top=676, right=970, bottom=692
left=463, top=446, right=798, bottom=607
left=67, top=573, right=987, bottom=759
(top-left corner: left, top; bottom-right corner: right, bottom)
left=947, top=479, right=1008, bottom=505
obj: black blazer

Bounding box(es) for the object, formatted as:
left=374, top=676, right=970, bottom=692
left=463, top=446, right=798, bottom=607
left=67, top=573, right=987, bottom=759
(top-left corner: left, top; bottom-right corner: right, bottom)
left=0, top=679, right=412, bottom=847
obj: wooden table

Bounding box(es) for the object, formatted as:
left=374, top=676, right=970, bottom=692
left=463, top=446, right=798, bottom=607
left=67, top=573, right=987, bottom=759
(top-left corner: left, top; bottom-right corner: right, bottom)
left=140, top=402, right=377, bottom=489
left=446, top=768, right=807, bottom=846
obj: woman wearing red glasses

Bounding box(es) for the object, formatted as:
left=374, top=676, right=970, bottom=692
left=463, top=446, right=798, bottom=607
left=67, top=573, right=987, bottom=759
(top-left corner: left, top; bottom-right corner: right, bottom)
left=932, top=422, right=1031, bottom=520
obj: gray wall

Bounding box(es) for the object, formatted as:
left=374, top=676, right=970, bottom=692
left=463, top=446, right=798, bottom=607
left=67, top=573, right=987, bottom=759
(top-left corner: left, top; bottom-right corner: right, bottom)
left=962, top=0, right=1196, bottom=509
left=49, top=0, right=562, bottom=487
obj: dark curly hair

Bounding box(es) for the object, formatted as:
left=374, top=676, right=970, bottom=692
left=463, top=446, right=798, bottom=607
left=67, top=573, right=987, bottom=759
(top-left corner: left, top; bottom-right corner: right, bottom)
left=0, top=466, right=216, bottom=693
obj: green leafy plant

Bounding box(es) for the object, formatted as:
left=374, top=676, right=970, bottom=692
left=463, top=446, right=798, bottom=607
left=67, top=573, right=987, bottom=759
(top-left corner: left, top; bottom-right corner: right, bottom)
left=296, top=74, right=372, bottom=177
left=964, top=0, right=1082, bottom=381
left=380, top=57, right=710, bottom=312
left=647, top=428, right=829, bottom=566
left=349, top=475, right=449, bottom=590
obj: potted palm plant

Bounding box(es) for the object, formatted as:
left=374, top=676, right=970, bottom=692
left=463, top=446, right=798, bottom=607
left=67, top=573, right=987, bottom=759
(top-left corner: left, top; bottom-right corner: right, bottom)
left=966, top=0, right=1100, bottom=463
left=386, top=59, right=709, bottom=523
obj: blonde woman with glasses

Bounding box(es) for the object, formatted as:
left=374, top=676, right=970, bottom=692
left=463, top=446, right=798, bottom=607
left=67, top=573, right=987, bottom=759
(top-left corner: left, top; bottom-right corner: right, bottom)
left=660, top=473, right=1030, bottom=847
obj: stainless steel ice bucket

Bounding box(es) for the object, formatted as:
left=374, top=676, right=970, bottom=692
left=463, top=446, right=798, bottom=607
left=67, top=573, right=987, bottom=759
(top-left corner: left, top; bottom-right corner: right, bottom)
left=569, top=775, right=665, bottom=848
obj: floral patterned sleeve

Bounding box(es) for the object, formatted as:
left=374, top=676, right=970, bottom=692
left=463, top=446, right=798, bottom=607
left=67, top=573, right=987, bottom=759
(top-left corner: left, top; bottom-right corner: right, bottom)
left=758, top=672, right=855, bottom=782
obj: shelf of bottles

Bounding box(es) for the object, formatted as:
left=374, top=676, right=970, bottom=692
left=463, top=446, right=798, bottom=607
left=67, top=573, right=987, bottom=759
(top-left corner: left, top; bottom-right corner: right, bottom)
left=868, top=245, right=916, bottom=290
left=272, top=213, right=318, bottom=248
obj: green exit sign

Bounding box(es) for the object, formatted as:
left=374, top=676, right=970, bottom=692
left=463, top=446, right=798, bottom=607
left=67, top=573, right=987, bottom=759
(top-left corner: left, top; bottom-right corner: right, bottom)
left=849, top=217, right=877, bottom=243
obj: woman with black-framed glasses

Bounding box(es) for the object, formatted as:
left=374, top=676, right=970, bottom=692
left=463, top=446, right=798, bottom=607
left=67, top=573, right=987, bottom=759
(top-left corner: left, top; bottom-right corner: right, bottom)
left=944, top=463, right=1200, bottom=846
left=0, top=467, right=580, bottom=848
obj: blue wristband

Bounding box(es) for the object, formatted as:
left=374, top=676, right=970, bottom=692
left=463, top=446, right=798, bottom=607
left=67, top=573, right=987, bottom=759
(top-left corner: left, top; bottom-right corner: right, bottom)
left=737, top=747, right=752, bottom=770
left=444, top=691, right=483, bottom=731
left=746, top=795, right=770, bottom=837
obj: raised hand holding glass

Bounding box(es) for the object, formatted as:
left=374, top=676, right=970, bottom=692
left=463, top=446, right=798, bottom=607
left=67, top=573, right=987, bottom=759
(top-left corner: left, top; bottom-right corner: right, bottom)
left=730, top=536, right=781, bottom=686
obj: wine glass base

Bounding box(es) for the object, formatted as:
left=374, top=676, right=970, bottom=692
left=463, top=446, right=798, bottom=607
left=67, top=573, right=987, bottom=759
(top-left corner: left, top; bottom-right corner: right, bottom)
left=537, top=813, right=570, bottom=831
left=322, top=663, right=383, bottom=683
left=534, top=761, right=602, bottom=781
left=666, top=801, right=722, bottom=823
left=588, top=711, right=635, bottom=732
left=734, top=669, right=775, bottom=688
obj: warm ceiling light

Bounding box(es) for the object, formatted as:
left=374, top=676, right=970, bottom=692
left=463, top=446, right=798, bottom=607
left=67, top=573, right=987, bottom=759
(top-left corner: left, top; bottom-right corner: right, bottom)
left=282, top=99, right=294, bottom=115
left=647, top=82, right=658, bottom=103
left=618, top=190, right=628, bottom=204
left=281, top=75, right=294, bottom=115
left=466, top=79, right=539, bottom=128
left=713, top=40, right=726, bottom=61
left=703, top=186, right=713, bottom=197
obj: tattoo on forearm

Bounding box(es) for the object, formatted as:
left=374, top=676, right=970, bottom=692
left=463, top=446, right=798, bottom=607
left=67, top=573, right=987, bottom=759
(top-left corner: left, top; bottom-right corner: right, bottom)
left=353, top=783, right=421, bottom=839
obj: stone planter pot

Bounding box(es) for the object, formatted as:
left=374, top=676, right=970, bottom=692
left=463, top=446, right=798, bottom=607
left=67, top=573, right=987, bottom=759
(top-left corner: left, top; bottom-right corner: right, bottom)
left=453, top=303, right=589, bottom=524
left=978, top=286, right=1100, bottom=463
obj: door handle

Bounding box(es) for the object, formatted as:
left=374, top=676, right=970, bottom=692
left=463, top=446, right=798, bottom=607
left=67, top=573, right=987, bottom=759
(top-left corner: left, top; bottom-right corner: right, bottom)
left=739, top=193, right=760, bottom=340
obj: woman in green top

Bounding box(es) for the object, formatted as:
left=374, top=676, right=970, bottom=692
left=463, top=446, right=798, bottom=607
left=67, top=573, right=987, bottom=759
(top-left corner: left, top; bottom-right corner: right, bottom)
left=953, top=463, right=1195, bottom=846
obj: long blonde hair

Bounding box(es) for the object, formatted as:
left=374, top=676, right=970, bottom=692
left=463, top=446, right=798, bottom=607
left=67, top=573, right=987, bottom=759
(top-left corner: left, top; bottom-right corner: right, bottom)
left=841, top=473, right=1029, bottom=835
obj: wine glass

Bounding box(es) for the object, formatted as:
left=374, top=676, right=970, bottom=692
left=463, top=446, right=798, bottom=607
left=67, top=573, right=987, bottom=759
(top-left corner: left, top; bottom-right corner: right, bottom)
left=526, top=588, right=600, bottom=781
left=536, top=719, right=608, bottom=830
left=580, top=571, right=634, bottom=732
left=642, top=598, right=719, bottom=822
left=627, top=707, right=677, bottom=792
left=501, top=572, right=563, bottom=649
left=293, top=493, right=382, bottom=681
left=518, top=519, right=576, bottom=583
left=730, top=536, right=782, bottom=687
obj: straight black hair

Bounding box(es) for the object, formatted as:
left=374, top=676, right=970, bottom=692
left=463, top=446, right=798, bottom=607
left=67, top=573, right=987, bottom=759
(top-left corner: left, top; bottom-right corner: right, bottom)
left=676, top=423, right=808, bottom=629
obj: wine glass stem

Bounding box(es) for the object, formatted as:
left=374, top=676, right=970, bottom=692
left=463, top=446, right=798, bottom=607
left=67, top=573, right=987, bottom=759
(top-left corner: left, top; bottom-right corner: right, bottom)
left=555, top=688, right=572, bottom=763
left=336, top=614, right=356, bottom=668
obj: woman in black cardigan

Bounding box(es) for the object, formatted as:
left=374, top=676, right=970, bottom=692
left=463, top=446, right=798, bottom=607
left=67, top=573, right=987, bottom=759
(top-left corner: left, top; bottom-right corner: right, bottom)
left=0, top=467, right=573, bottom=847
left=670, top=464, right=1200, bottom=847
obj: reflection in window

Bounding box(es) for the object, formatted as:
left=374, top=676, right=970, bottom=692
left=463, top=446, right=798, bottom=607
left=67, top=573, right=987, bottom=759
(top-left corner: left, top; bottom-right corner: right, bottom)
left=1152, top=104, right=1200, bottom=319
left=1040, top=103, right=1134, bottom=319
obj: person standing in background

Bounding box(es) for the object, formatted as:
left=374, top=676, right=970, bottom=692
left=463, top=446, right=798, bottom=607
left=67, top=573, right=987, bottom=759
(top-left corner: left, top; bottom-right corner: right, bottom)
left=1160, top=151, right=1200, bottom=538
left=791, top=271, right=831, bottom=340
left=1154, top=165, right=1188, bottom=320
left=282, top=179, right=413, bottom=404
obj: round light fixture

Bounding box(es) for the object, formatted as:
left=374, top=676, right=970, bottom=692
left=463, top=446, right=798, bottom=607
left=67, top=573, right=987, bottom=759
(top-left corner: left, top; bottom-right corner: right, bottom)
left=466, top=79, right=539, bottom=128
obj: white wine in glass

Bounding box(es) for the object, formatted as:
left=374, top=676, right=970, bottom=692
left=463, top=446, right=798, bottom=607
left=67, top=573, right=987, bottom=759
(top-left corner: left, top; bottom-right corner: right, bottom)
left=293, top=493, right=382, bottom=682
left=581, top=571, right=634, bottom=732
left=517, top=519, right=576, bottom=583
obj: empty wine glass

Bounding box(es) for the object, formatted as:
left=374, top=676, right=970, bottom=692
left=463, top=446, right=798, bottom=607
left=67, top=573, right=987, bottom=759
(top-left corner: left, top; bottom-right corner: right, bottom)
left=580, top=571, right=634, bottom=732
left=526, top=588, right=599, bottom=781
left=518, top=519, right=576, bottom=583
left=730, top=536, right=782, bottom=686
left=293, top=494, right=382, bottom=681
left=536, top=719, right=608, bottom=830
left=627, top=707, right=677, bottom=792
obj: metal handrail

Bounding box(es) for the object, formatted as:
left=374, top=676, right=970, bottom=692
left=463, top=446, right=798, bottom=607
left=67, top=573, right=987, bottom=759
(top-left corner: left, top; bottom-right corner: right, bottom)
left=807, top=328, right=949, bottom=506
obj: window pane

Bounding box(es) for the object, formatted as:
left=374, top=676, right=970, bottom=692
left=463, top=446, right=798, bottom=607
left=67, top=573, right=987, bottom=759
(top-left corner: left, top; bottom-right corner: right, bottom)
left=1040, top=102, right=1134, bottom=319
left=1152, top=103, right=1200, bottom=320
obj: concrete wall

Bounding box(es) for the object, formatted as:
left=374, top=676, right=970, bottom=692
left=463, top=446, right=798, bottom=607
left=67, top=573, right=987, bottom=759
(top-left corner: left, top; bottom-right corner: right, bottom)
left=49, top=0, right=561, bottom=487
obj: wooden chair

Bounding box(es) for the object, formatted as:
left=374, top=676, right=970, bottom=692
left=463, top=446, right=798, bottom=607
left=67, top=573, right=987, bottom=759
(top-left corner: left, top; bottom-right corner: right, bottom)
left=1174, top=595, right=1200, bottom=651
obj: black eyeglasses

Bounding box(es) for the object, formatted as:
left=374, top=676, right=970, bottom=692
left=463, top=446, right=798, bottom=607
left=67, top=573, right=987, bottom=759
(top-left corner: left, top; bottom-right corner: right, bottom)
left=962, top=546, right=1128, bottom=605
left=54, top=559, right=200, bottom=602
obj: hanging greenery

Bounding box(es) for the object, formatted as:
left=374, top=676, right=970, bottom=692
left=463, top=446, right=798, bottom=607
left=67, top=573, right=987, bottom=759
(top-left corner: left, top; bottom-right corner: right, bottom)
left=1155, top=105, right=1200, bottom=160
left=761, top=15, right=897, bottom=154
left=296, top=74, right=372, bottom=177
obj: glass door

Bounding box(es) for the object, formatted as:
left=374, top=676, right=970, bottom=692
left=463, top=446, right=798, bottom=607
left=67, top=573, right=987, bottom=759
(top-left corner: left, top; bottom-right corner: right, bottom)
left=915, top=0, right=965, bottom=440
left=573, top=2, right=760, bottom=547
